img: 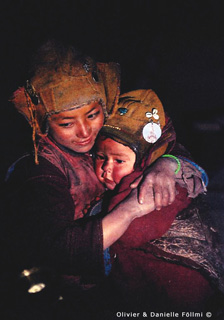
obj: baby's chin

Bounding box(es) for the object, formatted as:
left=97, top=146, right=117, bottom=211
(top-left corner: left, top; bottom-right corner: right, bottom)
left=105, top=183, right=116, bottom=190
left=103, top=179, right=117, bottom=190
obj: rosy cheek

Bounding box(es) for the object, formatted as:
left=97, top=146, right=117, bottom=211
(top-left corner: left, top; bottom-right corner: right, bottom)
left=95, top=164, right=103, bottom=177
left=113, top=168, right=124, bottom=184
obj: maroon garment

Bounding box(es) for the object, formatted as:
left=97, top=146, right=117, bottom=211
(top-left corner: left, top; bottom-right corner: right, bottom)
left=38, top=136, right=105, bottom=219
left=4, top=137, right=105, bottom=286
left=110, top=247, right=214, bottom=311
left=108, top=183, right=214, bottom=310
left=111, top=184, right=191, bottom=248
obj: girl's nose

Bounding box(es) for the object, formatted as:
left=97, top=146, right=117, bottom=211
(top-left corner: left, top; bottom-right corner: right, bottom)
left=76, top=120, right=91, bottom=138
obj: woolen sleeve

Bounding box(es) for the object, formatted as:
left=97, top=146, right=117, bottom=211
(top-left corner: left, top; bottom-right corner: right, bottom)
left=169, top=142, right=208, bottom=197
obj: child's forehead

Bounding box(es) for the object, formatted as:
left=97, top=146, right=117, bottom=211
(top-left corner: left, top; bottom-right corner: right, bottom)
left=96, top=136, right=135, bottom=155
left=96, top=135, right=124, bottom=148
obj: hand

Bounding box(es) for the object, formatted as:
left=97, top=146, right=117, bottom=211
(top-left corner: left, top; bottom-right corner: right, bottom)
left=102, top=188, right=155, bottom=249
left=119, top=188, right=156, bottom=220
left=130, top=158, right=177, bottom=210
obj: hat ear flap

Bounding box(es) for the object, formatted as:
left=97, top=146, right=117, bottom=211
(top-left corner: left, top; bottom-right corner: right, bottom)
left=97, top=62, right=120, bottom=115
left=10, top=87, right=33, bottom=125
left=10, top=87, right=43, bottom=135
left=10, top=86, right=42, bottom=164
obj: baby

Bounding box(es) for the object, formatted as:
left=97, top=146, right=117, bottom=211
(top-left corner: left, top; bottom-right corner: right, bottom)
left=95, top=89, right=175, bottom=193
left=93, top=90, right=217, bottom=309
left=92, top=89, right=178, bottom=276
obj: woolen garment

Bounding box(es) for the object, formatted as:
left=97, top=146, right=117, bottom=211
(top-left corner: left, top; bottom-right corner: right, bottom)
left=2, top=136, right=105, bottom=288
left=107, top=183, right=218, bottom=310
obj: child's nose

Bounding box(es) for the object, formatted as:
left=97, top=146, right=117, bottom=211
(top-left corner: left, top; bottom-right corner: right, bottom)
left=103, top=160, right=113, bottom=173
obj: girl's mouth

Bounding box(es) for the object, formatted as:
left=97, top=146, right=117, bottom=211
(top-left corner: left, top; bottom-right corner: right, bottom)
left=75, top=137, right=92, bottom=146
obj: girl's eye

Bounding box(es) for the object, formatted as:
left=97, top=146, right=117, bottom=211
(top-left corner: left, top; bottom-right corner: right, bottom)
left=115, top=159, right=125, bottom=164
left=88, top=110, right=100, bottom=119
left=59, top=123, right=73, bottom=127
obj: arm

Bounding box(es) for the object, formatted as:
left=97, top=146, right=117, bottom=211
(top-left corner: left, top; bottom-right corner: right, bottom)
left=102, top=188, right=155, bottom=249
left=131, top=143, right=208, bottom=209
left=130, top=112, right=208, bottom=209
left=114, top=184, right=191, bottom=248
left=4, top=156, right=155, bottom=275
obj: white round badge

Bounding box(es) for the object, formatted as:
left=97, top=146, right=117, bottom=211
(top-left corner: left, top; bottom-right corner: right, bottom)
left=142, top=122, right=162, bottom=143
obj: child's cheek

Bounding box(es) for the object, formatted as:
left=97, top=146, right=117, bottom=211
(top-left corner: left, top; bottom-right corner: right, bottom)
left=113, top=167, right=126, bottom=185
left=95, top=163, right=103, bottom=180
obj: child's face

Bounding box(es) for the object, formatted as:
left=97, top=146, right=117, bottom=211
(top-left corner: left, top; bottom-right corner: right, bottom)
left=95, top=137, right=136, bottom=190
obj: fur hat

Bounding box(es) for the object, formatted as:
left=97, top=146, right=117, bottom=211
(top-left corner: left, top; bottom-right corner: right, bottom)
left=10, top=41, right=120, bottom=135
left=100, top=89, right=168, bottom=164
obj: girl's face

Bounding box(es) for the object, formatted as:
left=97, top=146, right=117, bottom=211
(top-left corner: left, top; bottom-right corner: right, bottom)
left=48, top=102, right=104, bottom=153
left=95, top=137, right=136, bottom=190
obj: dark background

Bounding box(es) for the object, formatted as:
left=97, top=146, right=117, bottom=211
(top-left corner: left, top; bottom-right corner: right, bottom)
left=1, top=0, right=224, bottom=197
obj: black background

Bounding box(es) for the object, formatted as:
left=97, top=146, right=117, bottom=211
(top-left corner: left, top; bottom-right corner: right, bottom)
left=1, top=0, right=224, bottom=182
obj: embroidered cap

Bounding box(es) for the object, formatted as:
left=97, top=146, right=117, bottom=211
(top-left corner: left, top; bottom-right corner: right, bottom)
left=100, top=89, right=168, bottom=164
left=10, top=41, right=120, bottom=135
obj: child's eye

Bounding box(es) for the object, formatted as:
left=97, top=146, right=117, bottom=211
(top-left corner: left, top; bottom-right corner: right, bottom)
left=96, top=154, right=105, bottom=160
left=115, top=159, right=125, bottom=164
left=88, top=111, right=100, bottom=120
